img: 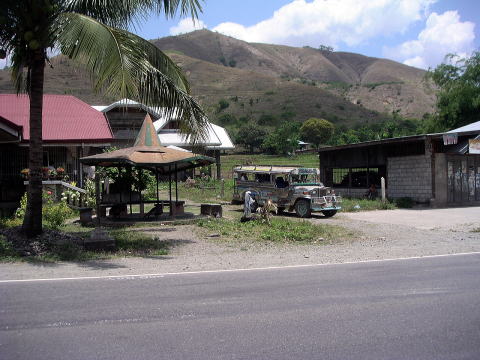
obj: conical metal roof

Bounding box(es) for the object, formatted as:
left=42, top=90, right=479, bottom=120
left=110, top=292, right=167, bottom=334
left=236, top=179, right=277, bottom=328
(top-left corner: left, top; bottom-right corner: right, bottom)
left=134, top=114, right=161, bottom=147
left=80, top=114, right=214, bottom=173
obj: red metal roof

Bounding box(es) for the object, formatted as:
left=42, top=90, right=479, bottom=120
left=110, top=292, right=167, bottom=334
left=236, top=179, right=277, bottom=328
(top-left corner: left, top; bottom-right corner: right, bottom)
left=0, top=94, right=113, bottom=143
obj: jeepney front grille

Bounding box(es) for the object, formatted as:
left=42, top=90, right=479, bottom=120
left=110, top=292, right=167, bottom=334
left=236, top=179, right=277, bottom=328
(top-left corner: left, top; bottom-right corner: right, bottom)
left=313, top=195, right=342, bottom=203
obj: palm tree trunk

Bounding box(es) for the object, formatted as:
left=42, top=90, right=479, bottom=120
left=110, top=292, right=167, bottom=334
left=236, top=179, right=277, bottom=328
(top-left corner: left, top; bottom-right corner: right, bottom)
left=22, top=50, right=45, bottom=237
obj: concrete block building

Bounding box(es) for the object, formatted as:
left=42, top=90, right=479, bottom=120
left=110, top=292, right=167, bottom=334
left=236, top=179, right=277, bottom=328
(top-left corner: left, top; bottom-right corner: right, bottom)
left=318, top=121, right=480, bottom=207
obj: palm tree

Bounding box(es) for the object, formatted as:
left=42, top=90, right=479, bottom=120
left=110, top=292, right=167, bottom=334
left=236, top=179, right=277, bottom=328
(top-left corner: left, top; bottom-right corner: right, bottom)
left=0, top=0, right=207, bottom=237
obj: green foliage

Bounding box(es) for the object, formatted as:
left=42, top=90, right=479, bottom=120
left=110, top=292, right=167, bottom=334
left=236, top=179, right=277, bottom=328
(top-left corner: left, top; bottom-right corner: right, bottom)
left=15, top=192, right=28, bottom=218
left=258, top=113, right=277, bottom=126
left=280, top=110, right=296, bottom=121
left=235, top=124, right=267, bottom=153
left=14, top=191, right=74, bottom=229
left=0, top=235, right=16, bottom=258
left=84, top=179, right=96, bottom=208
left=61, top=187, right=80, bottom=204
left=111, top=229, right=169, bottom=256
left=217, top=113, right=237, bottom=125
left=318, top=45, right=334, bottom=52
left=300, top=118, right=335, bottom=147
left=106, top=167, right=155, bottom=193
left=43, top=201, right=75, bottom=230
left=217, top=98, right=230, bottom=112
left=262, top=121, right=301, bottom=155
left=394, top=197, right=415, bottom=208
left=0, top=217, right=23, bottom=228
left=197, top=218, right=352, bottom=243
left=427, top=52, right=480, bottom=130
left=228, top=59, right=237, bottom=67
left=329, top=117, right=423, bottom=146
left=340, top=198, right=396, bottom=212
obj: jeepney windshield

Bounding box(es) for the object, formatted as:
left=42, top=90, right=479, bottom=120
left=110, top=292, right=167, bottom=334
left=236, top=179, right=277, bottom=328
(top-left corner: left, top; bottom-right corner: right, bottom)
left=291, top=173, right=319, bottom=185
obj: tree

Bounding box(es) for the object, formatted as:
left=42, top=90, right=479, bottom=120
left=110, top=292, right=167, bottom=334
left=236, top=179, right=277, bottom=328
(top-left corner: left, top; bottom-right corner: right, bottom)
left=262, top=121, right=301, bottom=155
left=217, top=98, right=230, bottom=112
left=235, top=124, right=266, bottom=153
left=0, top=0, right=207, bottom=237
left=427, top=52, right=480, bottom=131
left=300, top=118, right=334, bottom=148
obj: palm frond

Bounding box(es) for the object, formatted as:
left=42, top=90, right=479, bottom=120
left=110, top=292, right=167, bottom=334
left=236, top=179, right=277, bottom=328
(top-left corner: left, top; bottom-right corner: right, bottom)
left=66, top=0, right=203, bottom=28
left=57, top=12, right=208, bottom=143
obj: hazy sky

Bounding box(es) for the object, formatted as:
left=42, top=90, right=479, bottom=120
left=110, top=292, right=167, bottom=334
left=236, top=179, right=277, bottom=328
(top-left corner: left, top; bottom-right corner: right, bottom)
left=141, top=0, right=479, bottom=70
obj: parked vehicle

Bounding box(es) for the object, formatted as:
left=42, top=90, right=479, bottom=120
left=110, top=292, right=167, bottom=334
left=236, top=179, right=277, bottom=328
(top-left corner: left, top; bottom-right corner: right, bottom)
left=233, top=165, right=341, bottom=217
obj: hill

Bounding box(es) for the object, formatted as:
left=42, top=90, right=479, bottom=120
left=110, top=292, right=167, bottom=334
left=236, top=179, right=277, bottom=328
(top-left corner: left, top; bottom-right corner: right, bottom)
left=154, top=30, right=435, bottom=119
left=0, top=29, right=435, bottom=136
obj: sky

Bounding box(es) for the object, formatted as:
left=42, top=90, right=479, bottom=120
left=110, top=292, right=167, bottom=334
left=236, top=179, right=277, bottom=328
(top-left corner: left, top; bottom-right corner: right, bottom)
left=1, top=0, right=478, bottom=70
left=140, top=0, right=480, bottom=70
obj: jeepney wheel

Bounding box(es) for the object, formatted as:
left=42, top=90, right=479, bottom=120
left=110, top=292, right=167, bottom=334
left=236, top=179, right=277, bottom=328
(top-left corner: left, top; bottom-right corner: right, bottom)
left=321, top=210, right=337, bottom=218
left=294, top=199, right=311, bottom=218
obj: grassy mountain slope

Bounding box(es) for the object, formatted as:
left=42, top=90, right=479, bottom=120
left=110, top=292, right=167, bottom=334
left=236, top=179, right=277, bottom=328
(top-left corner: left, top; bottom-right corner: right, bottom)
left=171, top=52, right=384, bottom=127
left=154, top=30, right=435, bottom=119
left=0, top=29, right=435, bottom=136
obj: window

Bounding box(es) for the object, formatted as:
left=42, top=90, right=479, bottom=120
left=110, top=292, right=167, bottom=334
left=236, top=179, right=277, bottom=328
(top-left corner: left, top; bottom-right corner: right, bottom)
left=332, top=168, right=349, bottom=187
left=329, top=167, right=385, bottom=188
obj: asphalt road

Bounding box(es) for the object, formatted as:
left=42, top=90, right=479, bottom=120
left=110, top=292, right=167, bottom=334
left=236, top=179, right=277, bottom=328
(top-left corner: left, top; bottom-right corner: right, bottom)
left=1, top=254, right=480, bottom=360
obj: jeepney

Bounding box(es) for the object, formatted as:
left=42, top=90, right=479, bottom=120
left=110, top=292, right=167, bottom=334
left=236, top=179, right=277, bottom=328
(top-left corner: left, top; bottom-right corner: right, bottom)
left=233, top=165, right=341, bottom=218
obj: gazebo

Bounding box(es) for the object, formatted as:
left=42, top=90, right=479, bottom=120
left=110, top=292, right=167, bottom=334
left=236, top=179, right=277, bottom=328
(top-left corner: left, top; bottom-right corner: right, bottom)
left=80, top=114, right=214, bottom=219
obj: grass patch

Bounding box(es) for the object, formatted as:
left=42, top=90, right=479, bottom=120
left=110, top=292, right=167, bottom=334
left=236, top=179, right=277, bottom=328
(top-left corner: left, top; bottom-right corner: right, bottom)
left=341, top=198, right=397, bottom=212
left=471, top=228, right=480, bottom=233
left=220, top=153, right=319, bottom=178
left=110, top=228, right=169, bottom=256
left=0, top=219, right=170, bottom=262
left=197, top=217, right=353, bottom=244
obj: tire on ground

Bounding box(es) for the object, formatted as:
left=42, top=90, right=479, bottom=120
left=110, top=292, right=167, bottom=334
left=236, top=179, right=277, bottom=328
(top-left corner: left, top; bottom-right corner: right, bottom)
left=321, top=210, right=337, bottom=218
left=294, top=199, right=311, bottom=218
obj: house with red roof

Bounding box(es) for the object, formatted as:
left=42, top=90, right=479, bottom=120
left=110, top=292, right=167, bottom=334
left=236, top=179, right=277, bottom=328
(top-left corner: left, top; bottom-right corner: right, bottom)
left=0, top=94, right=113, bottom=212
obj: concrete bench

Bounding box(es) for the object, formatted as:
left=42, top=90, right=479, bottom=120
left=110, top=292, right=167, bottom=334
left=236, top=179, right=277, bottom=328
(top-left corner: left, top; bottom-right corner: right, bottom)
left=200, top=203, right=222, bottom=218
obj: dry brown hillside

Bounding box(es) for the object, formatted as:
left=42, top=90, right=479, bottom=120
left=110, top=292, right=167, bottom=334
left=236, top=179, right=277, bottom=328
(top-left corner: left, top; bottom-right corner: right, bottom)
left=154, top=29, right=435, bottom=119
left=0, top=29, right=434, bottom=129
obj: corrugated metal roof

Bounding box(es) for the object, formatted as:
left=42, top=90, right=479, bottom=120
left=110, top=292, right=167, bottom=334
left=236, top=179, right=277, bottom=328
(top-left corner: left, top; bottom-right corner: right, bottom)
left=0, top=94, right=113, bottom=143
left=94, top=99, right=235, bottom=149
left=448, top=120, right=480, bottom=133
left=206, top=123, right=235, bottom=150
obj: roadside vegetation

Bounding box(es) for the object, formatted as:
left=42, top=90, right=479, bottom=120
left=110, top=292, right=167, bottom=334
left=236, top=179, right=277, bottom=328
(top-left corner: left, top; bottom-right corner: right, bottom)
left=0, top=220, right=171, bottom=263
left=340, top=198, right=397, bottom=212
left=197, top=217, right=354, bottom=244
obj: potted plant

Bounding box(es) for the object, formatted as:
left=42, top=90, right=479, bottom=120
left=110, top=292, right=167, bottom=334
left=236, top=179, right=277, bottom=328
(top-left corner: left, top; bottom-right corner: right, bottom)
left=56, top=167, right=65, bottom=180
left=49, top=169, right=57, bottom=180
left=42, top=167, right=50, bottom=180
left=20, top=168, right=29, bottom=179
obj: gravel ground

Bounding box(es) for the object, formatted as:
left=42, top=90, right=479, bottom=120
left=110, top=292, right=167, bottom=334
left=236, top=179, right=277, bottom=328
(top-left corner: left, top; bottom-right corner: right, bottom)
left=0, top=207, right=479, bottom=281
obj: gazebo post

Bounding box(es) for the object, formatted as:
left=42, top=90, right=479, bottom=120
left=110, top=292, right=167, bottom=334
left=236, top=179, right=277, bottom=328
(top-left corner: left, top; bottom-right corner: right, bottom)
left=156, top=167, right=159, bottom=204
left=138, top=168, right=144, bottom=215
left=169, top=165, right=172, bottom=216
left=95, top=171, right=101, bottom=225
left=128, top=166, right=132, bottom=215
left=175, top=163, right=178, bottom=202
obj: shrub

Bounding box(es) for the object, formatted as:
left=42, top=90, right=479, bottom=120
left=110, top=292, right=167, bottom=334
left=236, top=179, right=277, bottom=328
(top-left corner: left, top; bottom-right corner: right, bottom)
left=395, top=197, right=414, bottom=208
left=217, top=99, right=230, bottom=112
left=0, top=235, right=16, bottom=257
left=43, top=202, right=74, bottom=230
left=84, top=179, right=97, bottom=208
left=15, top=192, right=28, bottom=218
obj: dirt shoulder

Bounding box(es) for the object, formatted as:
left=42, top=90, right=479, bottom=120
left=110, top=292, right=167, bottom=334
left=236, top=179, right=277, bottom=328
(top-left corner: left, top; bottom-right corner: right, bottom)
left=1, top=207, right=479, bottom=281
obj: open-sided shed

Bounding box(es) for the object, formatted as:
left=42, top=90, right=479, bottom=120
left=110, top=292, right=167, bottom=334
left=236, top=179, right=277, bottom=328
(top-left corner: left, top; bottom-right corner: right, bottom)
left=319, top=123, right=480, bottom=207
